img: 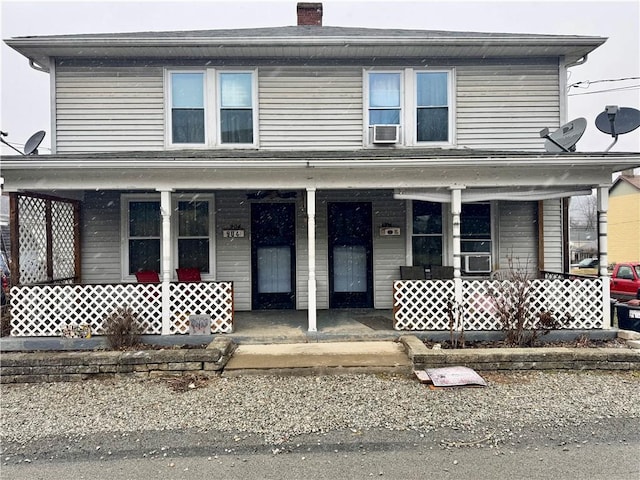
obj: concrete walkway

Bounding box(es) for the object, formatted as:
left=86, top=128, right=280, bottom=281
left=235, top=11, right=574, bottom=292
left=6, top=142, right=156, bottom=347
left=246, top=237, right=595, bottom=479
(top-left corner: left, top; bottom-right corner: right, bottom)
left=223, top=340, right=412, bottom=376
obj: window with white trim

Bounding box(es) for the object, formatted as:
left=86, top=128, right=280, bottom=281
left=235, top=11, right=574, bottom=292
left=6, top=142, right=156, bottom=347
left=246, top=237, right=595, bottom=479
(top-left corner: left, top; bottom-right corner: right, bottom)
left=368, top=72, right=401, bottom=125
left=166, top=69, right=256, bottom=147
left=365, top=69, right=453, bottom=145
left=411, top=201, right=443, bottom=267
left=416, top=71, right=450, bottom=142
left=122, top=194, right=215, bottom=280
left=169, top=72, right=206, bottom=145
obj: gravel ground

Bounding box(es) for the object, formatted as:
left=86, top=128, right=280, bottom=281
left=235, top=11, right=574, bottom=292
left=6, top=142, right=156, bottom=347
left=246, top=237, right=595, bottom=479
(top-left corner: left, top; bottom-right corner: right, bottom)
left=1, top=371, right=639, bottom=448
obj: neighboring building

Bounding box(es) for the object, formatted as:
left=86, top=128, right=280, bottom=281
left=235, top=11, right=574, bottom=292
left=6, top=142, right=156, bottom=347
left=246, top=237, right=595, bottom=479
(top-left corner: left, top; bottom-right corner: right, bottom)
left=2, top=3, right=639, bottom=335
left=609, top=175, right=640, bottom=264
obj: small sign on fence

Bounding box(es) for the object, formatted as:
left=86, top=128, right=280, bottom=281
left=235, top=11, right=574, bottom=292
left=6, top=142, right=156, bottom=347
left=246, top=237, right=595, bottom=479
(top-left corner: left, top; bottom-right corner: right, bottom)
left=189, top=315, right=212, bottom=335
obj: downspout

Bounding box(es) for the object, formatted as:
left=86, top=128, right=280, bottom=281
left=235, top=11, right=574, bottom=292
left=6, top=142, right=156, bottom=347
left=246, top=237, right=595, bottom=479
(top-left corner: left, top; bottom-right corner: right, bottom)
left=566, top=55, right=588, bottom=69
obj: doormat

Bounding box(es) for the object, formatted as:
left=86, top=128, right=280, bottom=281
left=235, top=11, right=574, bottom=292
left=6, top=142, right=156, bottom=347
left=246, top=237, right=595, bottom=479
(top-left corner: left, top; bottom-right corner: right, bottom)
left=414, top=366, right=488, bottom=388
left=356, top=315, right=393, bottom=331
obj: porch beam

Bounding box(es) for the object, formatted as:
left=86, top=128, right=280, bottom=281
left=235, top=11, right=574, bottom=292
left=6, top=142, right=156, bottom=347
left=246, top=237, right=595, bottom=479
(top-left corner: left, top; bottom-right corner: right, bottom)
left=597, top=185, right=611, bottom=329
left=307, top=187, right=317, bottom=332
left=158, top=188, right=174, bottom=335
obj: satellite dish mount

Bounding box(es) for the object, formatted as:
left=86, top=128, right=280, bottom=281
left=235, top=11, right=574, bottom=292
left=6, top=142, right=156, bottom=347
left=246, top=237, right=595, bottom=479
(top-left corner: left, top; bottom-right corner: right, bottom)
left=0, top=130, right=46, bottom=155
left=539, top=118, right=587, bottom=153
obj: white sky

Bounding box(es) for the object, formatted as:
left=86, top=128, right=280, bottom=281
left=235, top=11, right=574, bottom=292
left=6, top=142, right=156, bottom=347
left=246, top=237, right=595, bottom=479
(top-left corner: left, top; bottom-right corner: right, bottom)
left=1, top=0, right=639, bottom=155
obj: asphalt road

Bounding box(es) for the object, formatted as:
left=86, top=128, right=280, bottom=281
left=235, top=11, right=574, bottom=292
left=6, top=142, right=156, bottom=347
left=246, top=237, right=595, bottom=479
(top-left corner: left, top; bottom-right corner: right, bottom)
left=2, top=420, right=639, bottom=480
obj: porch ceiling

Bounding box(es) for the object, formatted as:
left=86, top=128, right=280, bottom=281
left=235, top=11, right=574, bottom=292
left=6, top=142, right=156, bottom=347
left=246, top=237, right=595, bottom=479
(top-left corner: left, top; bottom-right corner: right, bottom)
left=2, top=149, right=639, bottom=192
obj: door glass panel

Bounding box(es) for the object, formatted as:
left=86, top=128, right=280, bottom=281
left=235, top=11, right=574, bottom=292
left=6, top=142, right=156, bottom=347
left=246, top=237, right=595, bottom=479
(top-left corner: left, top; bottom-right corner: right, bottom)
left=333, top=245, right=367, bottom=292
left=257, top=246, right=291, bottom=293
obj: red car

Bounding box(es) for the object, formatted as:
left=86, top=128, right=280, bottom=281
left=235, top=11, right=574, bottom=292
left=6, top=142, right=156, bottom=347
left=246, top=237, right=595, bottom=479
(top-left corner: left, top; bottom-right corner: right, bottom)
left=610, top=262, right=640, bottom=302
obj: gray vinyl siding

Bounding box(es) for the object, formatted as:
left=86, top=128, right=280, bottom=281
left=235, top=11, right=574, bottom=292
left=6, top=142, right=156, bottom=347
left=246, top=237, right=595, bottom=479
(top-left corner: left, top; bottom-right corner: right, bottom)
left=497, top=201, right=538, bottom=276
left=456, top=63, right=560, bottom=151
left=81, top=191, right=122, bottom=283
left=214, top=192, right=253, bottom=311
left=542, top=199, right=564, bottom=272
left=54, top=62, right=559, bottom=152
left=55, top=66, right=165, bottom=153
left=258, top=67, right=363, bottom=149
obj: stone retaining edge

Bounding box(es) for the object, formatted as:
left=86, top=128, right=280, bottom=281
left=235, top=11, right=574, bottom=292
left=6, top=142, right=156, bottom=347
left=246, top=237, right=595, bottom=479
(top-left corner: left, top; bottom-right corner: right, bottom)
left=398, top=335, right=640, bottom=371
left=0, top=338, right=236, bottom=384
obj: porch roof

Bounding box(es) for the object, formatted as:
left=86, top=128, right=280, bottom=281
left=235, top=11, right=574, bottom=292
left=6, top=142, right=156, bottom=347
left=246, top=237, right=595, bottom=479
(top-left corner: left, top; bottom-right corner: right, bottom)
left=2, top=148, right=639, bottom=192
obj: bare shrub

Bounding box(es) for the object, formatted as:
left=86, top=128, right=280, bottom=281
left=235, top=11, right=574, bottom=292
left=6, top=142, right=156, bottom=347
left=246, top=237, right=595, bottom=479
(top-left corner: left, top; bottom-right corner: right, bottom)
left=488, top=257, right=562, bottom=347
left=103, top=306, right=142, bottom=350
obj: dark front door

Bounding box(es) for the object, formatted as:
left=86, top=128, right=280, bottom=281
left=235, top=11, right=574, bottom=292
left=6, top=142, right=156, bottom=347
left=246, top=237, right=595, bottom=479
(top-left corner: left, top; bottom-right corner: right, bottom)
left=328, top=202, right=373, bottom=308
left=251, top=203, right=296, bottom=309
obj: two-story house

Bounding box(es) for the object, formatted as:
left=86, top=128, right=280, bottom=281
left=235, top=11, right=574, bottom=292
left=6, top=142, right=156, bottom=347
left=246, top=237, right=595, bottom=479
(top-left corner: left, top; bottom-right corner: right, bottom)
left=2, top=3, right=639, bottom=336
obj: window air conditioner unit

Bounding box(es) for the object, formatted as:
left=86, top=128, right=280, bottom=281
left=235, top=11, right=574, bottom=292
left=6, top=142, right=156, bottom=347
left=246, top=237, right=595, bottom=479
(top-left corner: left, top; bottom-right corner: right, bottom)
left=372, top=124, right=399, bottom=144
left=463, top=254, right=492, bottom=274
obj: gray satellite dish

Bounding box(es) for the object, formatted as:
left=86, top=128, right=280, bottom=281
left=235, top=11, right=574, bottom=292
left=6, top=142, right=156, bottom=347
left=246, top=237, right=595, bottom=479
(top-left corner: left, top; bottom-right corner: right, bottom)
left=595, top=106, right=640, bottom=152
left=540, top=117, right=587, bottom=152
left=595, top=106, right=640, bottom=136
left=23, top=130, right=46, bottom=155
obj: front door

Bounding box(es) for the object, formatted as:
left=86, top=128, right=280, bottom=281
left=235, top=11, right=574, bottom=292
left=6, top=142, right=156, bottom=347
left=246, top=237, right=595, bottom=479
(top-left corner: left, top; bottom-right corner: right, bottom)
left=328, top=202, right=373, bottom=308
left=251, top=203, right=296, bottom=309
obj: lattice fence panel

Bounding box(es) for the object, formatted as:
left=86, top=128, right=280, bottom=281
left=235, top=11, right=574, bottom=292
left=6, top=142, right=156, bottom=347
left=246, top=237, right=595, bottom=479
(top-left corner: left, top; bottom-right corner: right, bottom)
left=528, top=278, right=604, bottom=329
left=393, top=280, right=454, bottom=330
left=462, top=280, right=504, bottom=330
left=169, top=281, right=234, bottom=334
left=18, top=196, right=48, bottom=284
left=52, top=201, right=76, bottom=281
left=10, top=284, right=162, bottom=336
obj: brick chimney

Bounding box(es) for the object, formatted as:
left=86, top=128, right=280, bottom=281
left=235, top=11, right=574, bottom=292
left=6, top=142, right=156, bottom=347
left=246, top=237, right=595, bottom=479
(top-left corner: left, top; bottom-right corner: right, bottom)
left=297, top=3, right=323, bottom=26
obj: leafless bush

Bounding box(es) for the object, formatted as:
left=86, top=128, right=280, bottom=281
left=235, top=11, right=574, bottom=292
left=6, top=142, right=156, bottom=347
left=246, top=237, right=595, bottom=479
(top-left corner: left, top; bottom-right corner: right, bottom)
left=103, top=306, right=142, bottom=350
left=488, top=256, right=562, bottom=347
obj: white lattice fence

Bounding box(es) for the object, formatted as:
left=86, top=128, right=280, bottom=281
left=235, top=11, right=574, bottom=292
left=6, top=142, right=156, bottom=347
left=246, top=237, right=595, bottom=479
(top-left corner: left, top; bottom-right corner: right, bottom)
left=18, top=196, right=48, bottom=284
left=393, top=278, right=605, bottom=331
left=528, top=278, right=604, bottom=329
left=393, top=280, right=455, bottom=330
left=10, top=284, right=163, bottom=336
left=52, top=201, right=76, bottom=281
left=169, top=281, right=234, bottom=334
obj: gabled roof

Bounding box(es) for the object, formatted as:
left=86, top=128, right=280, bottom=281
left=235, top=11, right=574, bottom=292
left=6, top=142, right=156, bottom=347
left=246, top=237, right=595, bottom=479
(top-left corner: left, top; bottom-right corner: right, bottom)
left=611, top=174, right=640, bottom=192
left=5, top=25, right=607, bottom=71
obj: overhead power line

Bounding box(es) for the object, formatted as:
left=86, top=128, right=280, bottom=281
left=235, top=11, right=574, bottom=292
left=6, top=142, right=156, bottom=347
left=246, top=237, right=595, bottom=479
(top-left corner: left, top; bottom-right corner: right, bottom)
left=568, top=84, right=640, bottom=96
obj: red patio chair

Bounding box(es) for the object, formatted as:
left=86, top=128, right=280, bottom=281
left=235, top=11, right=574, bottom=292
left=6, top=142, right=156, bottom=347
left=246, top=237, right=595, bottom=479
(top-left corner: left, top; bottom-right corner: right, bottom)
left=176, top=268, right=201, bottom=282
left=135, top=270, right=160, bottom=283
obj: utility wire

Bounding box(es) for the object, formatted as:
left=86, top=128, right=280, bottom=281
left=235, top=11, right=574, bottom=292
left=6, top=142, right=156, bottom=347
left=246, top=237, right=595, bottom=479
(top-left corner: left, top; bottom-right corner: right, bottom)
left=568, top=76, right=640, bottom=89
left=568, top=84, right=640, bottom=96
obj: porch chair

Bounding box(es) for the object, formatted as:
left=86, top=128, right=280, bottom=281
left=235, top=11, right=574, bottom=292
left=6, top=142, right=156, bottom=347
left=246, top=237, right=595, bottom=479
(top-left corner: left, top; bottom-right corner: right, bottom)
left=176, top=268, right=202, bottom=282
left=135, top=270, right=160, bottom=283
left=400, top=266, right=426, bottom=280
left=430, top=265, right=454, bottom=280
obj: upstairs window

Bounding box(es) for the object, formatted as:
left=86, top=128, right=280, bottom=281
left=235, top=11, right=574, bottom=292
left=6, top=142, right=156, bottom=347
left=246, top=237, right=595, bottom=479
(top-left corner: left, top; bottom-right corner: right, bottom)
left=368, top=72, right=401, bottom=125
left=170, top=72, right=205, bottom=144
left=166, top=69, right=256, bottom=147
left=416, top=71, right=450, bottom=142
left=219, top=73, right=254, bottom=144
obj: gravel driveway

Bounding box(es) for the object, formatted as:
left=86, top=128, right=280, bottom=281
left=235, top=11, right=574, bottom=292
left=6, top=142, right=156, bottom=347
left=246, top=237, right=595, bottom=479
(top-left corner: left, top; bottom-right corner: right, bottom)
left=2, top=371, right=639, bottom=448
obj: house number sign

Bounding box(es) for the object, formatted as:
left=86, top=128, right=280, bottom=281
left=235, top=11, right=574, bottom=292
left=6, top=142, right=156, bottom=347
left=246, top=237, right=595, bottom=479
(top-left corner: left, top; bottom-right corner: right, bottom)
left=223, top=229, right=245, bottom=238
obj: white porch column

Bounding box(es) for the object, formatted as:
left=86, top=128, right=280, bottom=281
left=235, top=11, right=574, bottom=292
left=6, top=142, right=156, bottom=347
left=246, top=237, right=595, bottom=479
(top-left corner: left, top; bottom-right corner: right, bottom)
left=450, top=186, right=464, bottom=329
left=597, top=185, right=611, bottom=329
left=158, top=189, right=174, bottom=335
left=307, top=187, right=317, bottom=332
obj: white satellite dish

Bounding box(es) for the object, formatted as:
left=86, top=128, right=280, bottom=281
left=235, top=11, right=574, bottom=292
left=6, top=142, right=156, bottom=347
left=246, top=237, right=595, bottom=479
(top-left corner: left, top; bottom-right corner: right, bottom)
left=540, top=118, right=587, bottom=153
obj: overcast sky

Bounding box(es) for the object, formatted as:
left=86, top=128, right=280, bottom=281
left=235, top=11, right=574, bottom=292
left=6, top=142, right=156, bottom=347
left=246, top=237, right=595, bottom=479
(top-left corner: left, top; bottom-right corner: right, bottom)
left=1, top=0, right=639, bottom=156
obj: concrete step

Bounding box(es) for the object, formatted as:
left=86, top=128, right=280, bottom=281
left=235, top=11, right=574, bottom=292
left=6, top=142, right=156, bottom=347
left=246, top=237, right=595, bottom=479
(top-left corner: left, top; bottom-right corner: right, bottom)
left=222, top=340, right=412, bottom=376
